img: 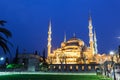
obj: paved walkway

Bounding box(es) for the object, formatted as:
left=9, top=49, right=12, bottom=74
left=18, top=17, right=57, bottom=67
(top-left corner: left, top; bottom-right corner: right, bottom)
left=109, top=69, right=120, bottom=80
left=0, top=72, right=96, bottom=76
left=115, top=72, right=120, bottom=80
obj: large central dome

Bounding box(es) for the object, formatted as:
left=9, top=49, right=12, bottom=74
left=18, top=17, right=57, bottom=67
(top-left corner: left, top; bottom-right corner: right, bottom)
left=66, top=37, right=84, bottom=47
left=61, top=36, right=85, bottom=49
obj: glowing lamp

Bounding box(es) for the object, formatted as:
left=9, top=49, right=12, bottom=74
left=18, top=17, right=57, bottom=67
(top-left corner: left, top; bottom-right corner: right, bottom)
left=0, top=57, right=4, bottom=61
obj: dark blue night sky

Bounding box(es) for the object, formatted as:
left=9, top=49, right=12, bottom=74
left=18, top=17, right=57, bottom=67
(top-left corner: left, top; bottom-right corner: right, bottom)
left=0, top=0, right=120, bottom=55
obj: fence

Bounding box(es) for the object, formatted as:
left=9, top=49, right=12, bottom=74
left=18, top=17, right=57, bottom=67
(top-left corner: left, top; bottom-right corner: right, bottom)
left=48, top=64, right=100, bottom=72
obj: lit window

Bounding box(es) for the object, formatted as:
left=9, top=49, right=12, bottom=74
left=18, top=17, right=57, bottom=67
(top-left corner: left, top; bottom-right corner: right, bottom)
left=54, top=66, right=56, bottom=69
left=82, top=66, right=84, bottom=71
left=70, top=66, right=72, bottom=70
left=64, top=66, right=66, bottom=70
left=76, top=65, right=78, bottom=70
left=88, top=66, right=91, bottom=70
left=59, top=66, right=61, bottom=69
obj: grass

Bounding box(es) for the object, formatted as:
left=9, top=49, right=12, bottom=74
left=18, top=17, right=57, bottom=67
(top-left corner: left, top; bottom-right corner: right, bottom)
left=0, top=74, right=112, bottom=80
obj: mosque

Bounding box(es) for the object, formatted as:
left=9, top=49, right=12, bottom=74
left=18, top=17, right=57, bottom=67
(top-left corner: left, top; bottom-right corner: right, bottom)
left=47, top=16, right=111, bottom=64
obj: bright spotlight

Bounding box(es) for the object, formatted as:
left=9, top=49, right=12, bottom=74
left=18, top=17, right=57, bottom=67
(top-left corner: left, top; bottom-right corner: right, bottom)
left=109, top=51, right=114, bottom=55
left=0, top=57, right=4, bottom=61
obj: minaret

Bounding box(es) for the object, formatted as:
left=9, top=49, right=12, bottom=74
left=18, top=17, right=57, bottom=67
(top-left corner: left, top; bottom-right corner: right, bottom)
left=47, top=20, right=52, bottom=57
left=94, top=29, right=98, bottom=54
left=64, top=32, right=66, bottom=42
left=88, top=15, right=94, bottom=55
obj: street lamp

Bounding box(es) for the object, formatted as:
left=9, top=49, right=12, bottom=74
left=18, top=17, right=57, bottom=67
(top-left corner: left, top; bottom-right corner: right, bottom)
left=110, top=51, right=114, bottom=55
left=109, top=51, right=116, bottom=80
left=0, top=57, right=4, bottom=61
left=0, top=57, right=4, bottom=69
left=110, top=51, right=114, bottom=62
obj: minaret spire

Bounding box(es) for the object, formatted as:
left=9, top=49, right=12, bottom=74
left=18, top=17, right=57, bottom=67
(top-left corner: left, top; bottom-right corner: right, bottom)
left=47, top=20, right=52, bottom=57
left=94, top=29, right=98, bottom=54
left=88, top=14, right=93, bottom=42
left=64, top=32, right=66, bottom=42
left=88, top=14, right=94, bottom=55
left=73, top=33, right=76, bottom=38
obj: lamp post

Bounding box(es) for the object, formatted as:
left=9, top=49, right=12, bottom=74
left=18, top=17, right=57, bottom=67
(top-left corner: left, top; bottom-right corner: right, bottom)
left=110, top=51, right=116, bottom=80
left=0, top=57, right=4, bottom=69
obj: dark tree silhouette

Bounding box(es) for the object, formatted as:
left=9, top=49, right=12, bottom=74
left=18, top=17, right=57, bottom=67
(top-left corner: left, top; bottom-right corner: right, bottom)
left=34, top=50, right=38, bottom=55
left=13, top=46, right=19, bottom=64
left=0, top=20, right=7, bottom=26
left=118, top=45, right=120, bottom=58
left=0, top=20, right=12, bottom=54
left=39, top=49, right=49, bottom=71
left=5, top=57, right=9, bottom=65
left=42, top=49, right=46, bottom=62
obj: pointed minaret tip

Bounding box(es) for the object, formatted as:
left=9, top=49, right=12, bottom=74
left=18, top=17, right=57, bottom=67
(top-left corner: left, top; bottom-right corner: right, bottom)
left=88, top=10, right=92, bottom=20
left=64, top=32, right=66, bottom=42
left=49, top=20, right=51, bottom=31
left=73, top=33, right=76, bottom=38
left=89, top=15, right=92, bottom=21
left=88, top=11, right=92, bottom=26
left=49, top=19, right=51, bottom=25
left=89, top=17, right=92, bottom=25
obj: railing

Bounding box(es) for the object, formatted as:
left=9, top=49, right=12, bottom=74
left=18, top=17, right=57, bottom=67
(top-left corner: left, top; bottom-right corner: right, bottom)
left=48, top=64, right=100, bottom=72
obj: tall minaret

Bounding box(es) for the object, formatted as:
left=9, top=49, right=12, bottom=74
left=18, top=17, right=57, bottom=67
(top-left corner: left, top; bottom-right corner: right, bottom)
left=88, top=15, right=94, bottom=55
left=47, top=20, right=52, bottom=57
left=94, top=29, right=98, bottom=54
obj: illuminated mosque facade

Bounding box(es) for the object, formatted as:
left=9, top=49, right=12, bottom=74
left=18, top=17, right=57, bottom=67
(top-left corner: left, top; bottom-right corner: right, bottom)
left=47, top=16, right=112, bottom=64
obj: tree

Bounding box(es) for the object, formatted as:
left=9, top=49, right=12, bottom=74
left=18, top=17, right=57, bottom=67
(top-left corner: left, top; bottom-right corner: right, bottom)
left=13, top=46, right=19, bottom=64
left=118, top=45, right=120, bottom=58
left=47, top=56, right=53, bottom=64
left=0, top=20, right=12, bottom=54
left=39, top=49, right=49, bottom=71
left=42, top=49, right=46, bottom=63
left=5, top=57, right=9, bottom=65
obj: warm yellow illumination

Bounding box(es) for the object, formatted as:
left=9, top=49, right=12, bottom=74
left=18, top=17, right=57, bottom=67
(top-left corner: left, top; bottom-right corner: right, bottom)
left=88, top=66, right=91, bottom=70
left=76, top=65, right=78, bottom=70
left=82, top=66, right=84, bottom=71
left=70, top=66, right=72, bottom=70
left=47, top=18, right=118, bottom=65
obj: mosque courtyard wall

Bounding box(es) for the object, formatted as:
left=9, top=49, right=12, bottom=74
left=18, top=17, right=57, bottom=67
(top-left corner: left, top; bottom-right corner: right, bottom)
left=48, top=64, right=100, bottom=72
